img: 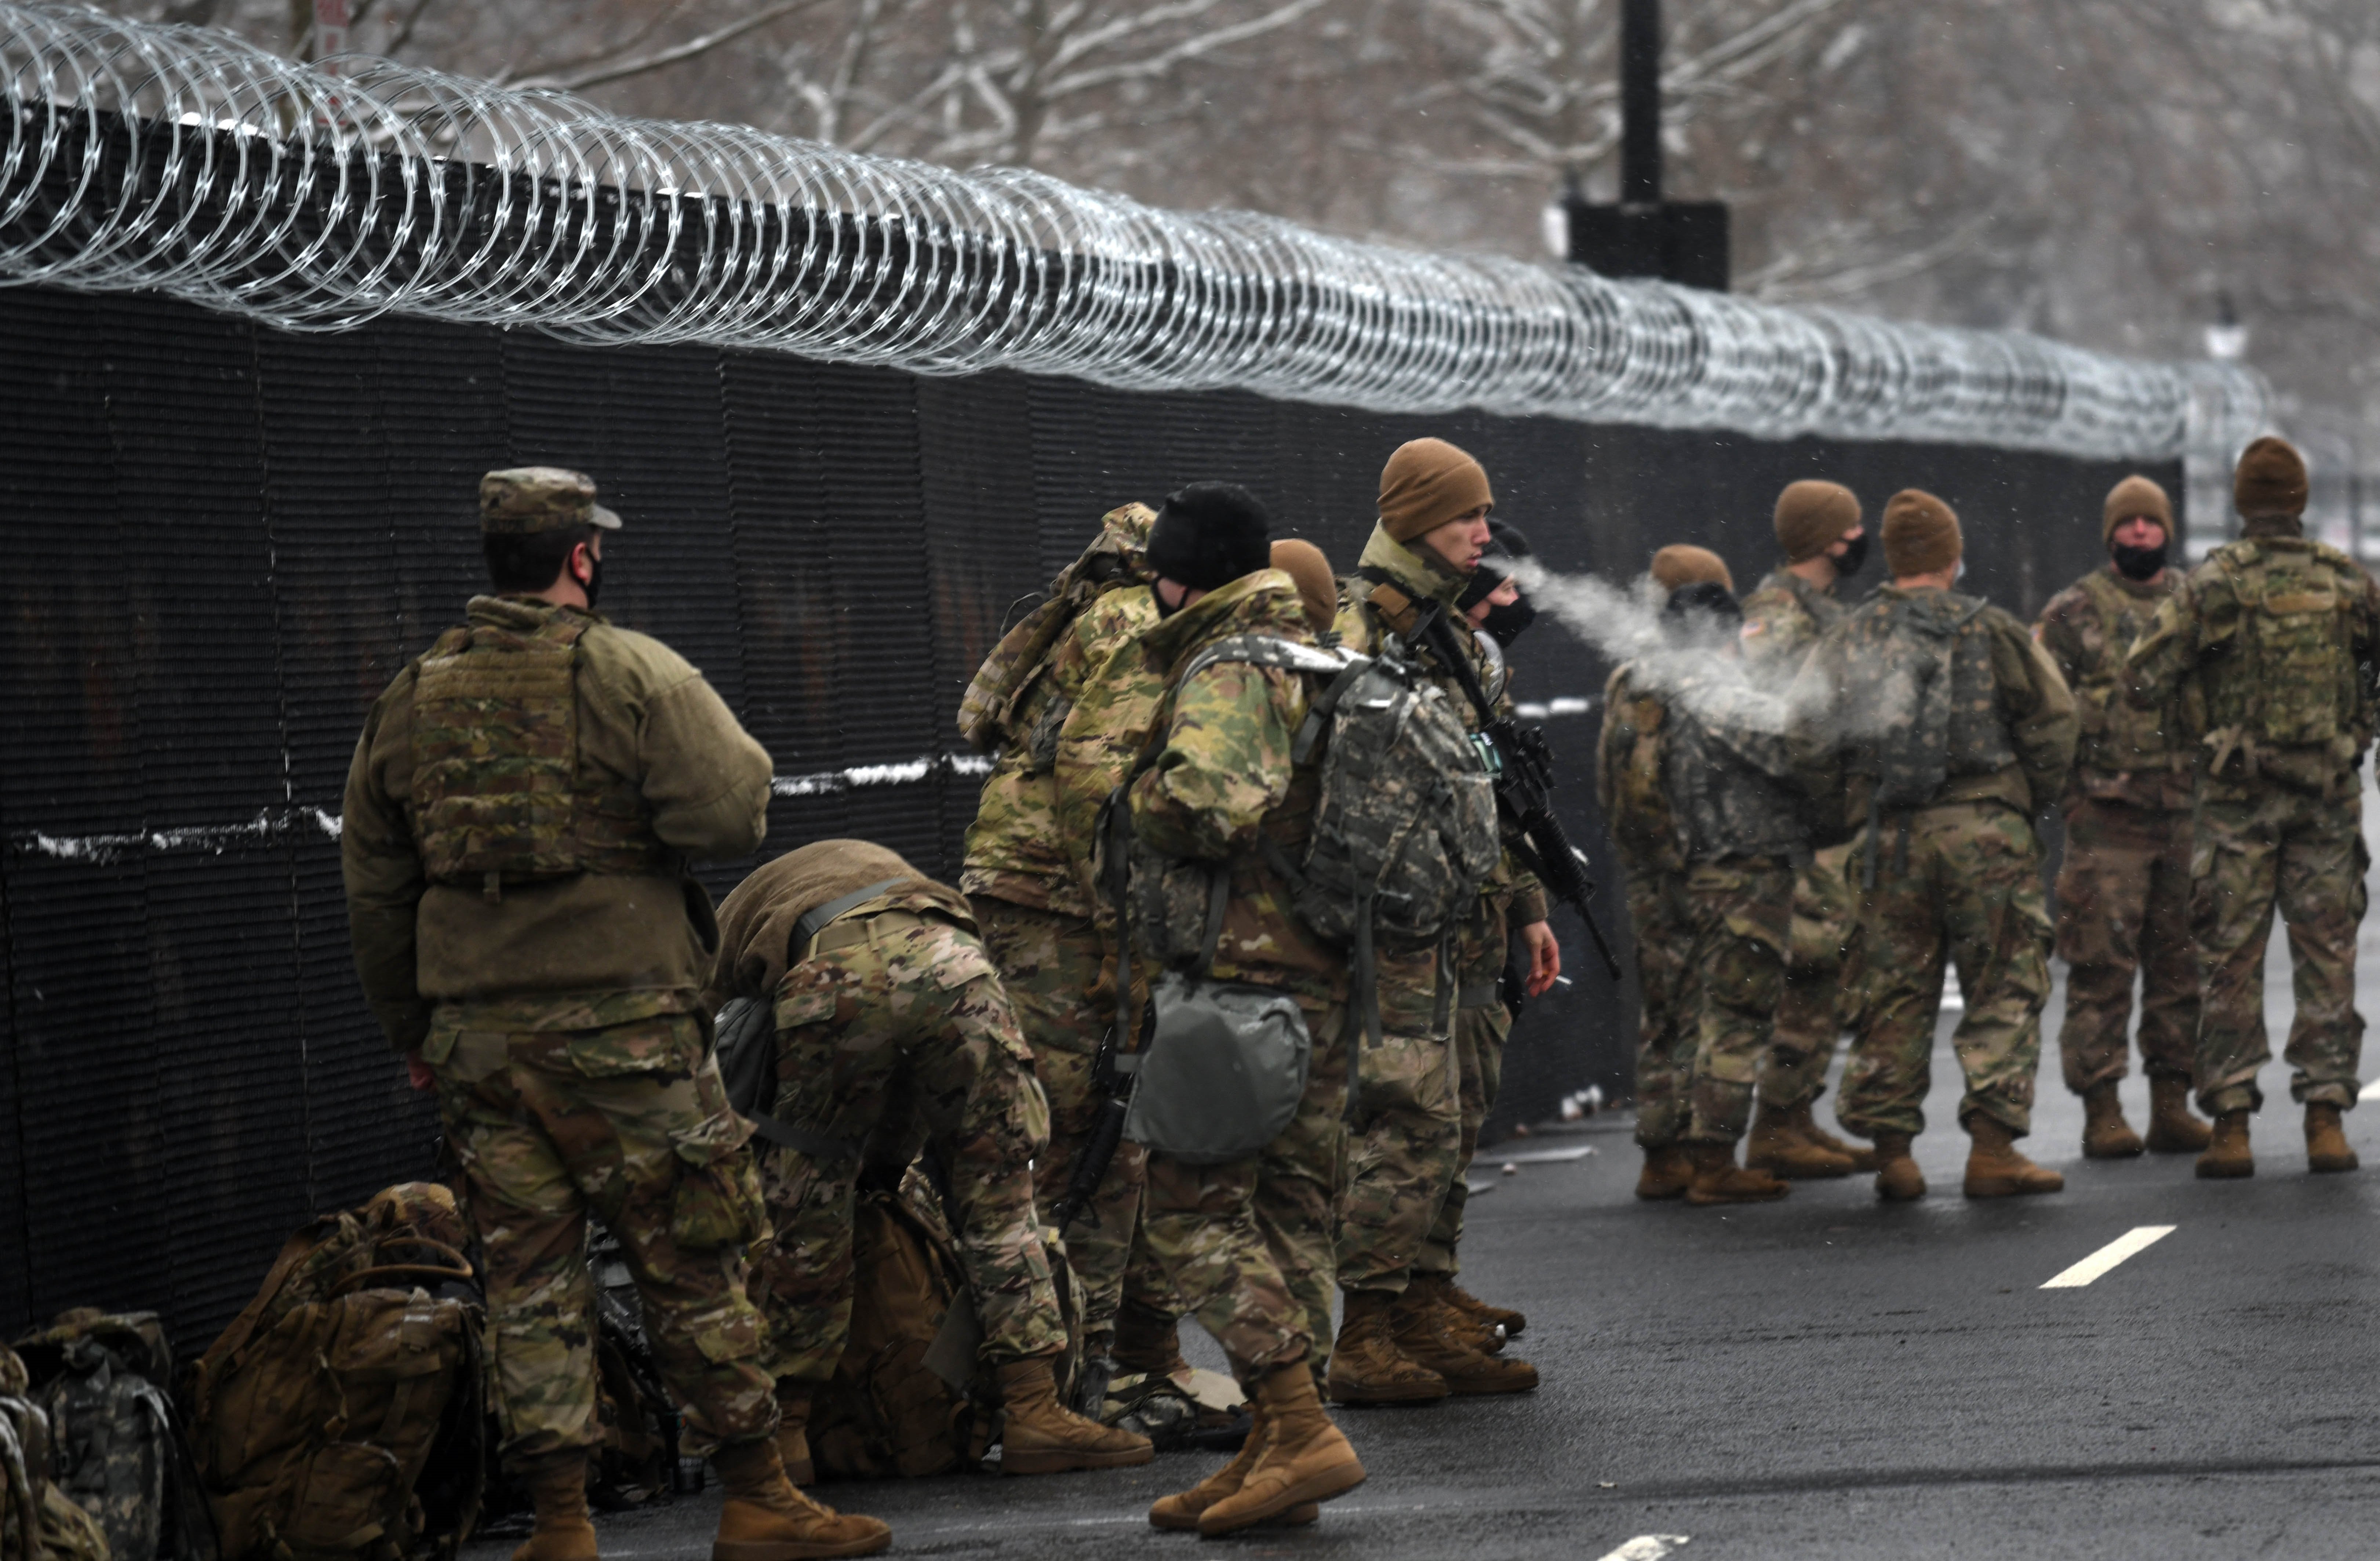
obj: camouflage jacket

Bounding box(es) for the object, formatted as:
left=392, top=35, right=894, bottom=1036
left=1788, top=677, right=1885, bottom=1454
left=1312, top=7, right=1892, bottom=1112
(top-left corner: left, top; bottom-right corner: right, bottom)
left=2125, top=527, right=2380, bottom=800
left=1127, top=569, right=1346, bottom=1004
left=342, top=595, right=773, bottom=1051
left=713, top=838, right=975, bottom=1001
left=1053, top=586, right=1168, bottom=910
left=1738, top=567, right=1846, bottom=679
left=1662, top=662, right=1807, bottom=865
left=961, top=505, right=1159, bottom=917
left=1336, top=524, right=1550, bottom=939
left=1790, top=585, right=2075, bottom=827
left=1598, top=662, right=1678, bottom=877
left=2035, top=566, right=2190, bottom=810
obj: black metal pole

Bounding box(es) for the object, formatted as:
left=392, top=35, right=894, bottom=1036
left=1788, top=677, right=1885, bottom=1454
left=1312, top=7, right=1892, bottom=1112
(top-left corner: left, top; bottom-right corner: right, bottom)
left=1620, top=0, right=1662, bottom=208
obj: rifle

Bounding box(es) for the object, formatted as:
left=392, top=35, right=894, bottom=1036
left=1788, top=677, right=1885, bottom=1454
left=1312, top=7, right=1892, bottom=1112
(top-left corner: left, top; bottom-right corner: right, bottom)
left=1051, top=780, right=1146, bottom=1234
left=1402, top=594, right=1624, bottom=983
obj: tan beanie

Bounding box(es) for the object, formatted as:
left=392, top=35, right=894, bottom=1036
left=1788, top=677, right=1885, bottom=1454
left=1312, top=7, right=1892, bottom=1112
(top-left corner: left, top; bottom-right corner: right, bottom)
left=1774, top=480, right=1862, bottom=564
left=1270, top=539, right=1339, bottom=634
left=2101, top=475, right=2173, bottom=547
left=1649, top=544, right=1733, bottom=594
left=1882, top=489, right=1962, bottom=578
left=2233, top=436, right=2308, bottom=517
left=1379, top=438, right=1494, bottom=542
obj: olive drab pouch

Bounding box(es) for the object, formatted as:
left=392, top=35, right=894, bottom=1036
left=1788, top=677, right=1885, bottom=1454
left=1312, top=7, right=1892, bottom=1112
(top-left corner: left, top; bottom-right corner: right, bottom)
left=13, top=1309, right=215, bottom=1561
left=185, top=1186, right=486, bottom=1561
left=1121, top=973, right=1312, bottom=1165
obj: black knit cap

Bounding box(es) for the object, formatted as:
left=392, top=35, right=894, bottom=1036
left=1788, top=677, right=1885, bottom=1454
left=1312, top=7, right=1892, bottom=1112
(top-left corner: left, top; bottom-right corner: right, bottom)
left=1663, top=580, right=1742, bottom=634
left=1458, top=518, right=1535, bottom=610
left=1145, top=481, right=1272, bottom=591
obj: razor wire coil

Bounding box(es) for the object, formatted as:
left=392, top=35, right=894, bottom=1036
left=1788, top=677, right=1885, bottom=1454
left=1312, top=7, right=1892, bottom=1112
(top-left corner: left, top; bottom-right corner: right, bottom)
left=0, top=0, right=2265, bottom=459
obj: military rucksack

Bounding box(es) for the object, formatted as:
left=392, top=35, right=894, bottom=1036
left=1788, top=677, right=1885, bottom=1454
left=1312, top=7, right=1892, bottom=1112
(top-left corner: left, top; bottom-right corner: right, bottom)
left=1597, top=665, right=1675, bottom=865
left=805, top=1168, right=1080, bottom=1481
left=1, top=1343, right=110, bottom=1561
left=12, top=1310, right=214, bottom=1561
left=957, top=504, right=1156, bottom=753
left=185, top=1185, right=486, bottom=1561
left=1839, top=592, right=2006, bottom=808
left=2199, top=540, right=2369, bottom=788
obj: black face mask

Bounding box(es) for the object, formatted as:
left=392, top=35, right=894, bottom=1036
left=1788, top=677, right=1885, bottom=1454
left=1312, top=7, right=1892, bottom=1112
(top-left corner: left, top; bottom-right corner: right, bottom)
left=1832, top=532, right=1870, bottom=578
left=1481, top=594, right=1537, bottom=647
left=2112, top=542, right=2168, bottom=582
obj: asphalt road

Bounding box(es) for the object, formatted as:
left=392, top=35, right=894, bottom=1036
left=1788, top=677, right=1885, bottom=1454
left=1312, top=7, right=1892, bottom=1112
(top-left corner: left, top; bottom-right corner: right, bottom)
left=469, top=904, right=2380, bottom=1561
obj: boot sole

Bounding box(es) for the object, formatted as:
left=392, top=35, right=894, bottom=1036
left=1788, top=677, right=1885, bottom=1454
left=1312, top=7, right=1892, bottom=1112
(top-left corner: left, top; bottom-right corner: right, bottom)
left=1002, top=1442, right=1157, bottom=1475
left=1153, top=1502, right=1320, bottom=1533
left=1962, top=1178, right=2064, bottom=1197
left=713, top=1531, right=890, bottom=1561
left=1749, top=1158, right=1856, bottom=1179
left=2308, top=1157, right=2361, bottom=1174
left=1196, top=1462, right=1367, bottom=1535
left=1442, top=1373, right=1539, bottom=1395
left=2194, top=1161, right=2254, bottom=1179
left=2082, top=1143, right=2144, bottom=1159
left=2144, top=1136, right=2212, bottom=1154
left=1326, top=1380, right=1449, bottom=1405
left=1683, top=1187, right=1790, bottom=1205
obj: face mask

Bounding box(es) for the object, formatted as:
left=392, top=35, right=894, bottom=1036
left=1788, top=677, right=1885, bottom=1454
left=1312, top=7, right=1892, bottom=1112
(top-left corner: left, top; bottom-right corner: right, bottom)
left=2112, top=541, right=2168, bottom=582
left=1832, top=532, right=1869, bottom=578
left=1481, top=595, right=1537, bottom=647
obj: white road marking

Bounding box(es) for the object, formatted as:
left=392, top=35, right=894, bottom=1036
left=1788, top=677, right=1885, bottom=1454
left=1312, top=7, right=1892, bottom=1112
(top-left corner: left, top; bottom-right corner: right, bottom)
left=2040, top=1225, right=2176, bottom=1288
left=1491, top=1144, right=1597, bottom=1164
left=1595, top=1537, right=1691, bottom=1561
left=2359, top=1079, right=2380, bottom=1101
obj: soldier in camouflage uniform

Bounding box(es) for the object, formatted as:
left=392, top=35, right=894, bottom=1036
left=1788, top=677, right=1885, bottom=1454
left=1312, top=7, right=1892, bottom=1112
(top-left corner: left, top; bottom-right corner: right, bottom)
left=341, top=469, right=888, bottom=1561
left=1123, top=484, right=1368, bottom=1536
left=2034, top=474, right=2211, bottom=1159
left=1325, top=442, right=1547, bottom=1406
left=1737, top=480, right=1874, bottom=1179
left=712, top=841, right=1153, bottom=1479
left=958, top=504, right=1160, bottom=1379
left=1600, top=544, right=1734, bottom=1200
left=1790, top=490, right=2077, bottom=1202
left=2126, top=437, right=2379, bottom=1179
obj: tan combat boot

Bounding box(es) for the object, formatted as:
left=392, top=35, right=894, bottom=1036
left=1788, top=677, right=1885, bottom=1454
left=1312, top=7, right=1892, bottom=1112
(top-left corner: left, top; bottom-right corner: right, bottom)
left=1196, top=1362, right=1366, bottom=1535
left=1421, top=1271, right=1525, bottom=1340
left=994, top=1356, right=1155, bottom=1474
left=1111, top=1296, right=1192, bottom=1379
left=2080, top=1081, right=2144, bottom=1160
left=2143, top=1076, right=2213, bottom=1153
left=1326, top=1288, right=1449, bottom=1404
left=1793, top=1101, right=1877, bottom=1171
left=1635, top=1142, right=1695, bottom=1200
left=2195, top=1110, right=2253, bottom=1178
left=1682, top=1140, right=1790, bottom=1205
left=709, top=1437, right=888, bottom=1561
left=2306, top=1103, right=2360, bottom=1173
left=1962, top=1115, right=2064, bottom=1197
left=1147, top=1406, right=1320, bottom=1530
left=1871, top=1131, right=1925, bottom=1201
left=1387, top=1290, right=1539, bottom=1395
left=509, top=1452, right=597, bottom=1561
left=1391, top=1273, right=1502, bottom=1356
left=772, top=1383, right=814, bottom=1487
left=1744, top=1103, right=1856, bottom=1179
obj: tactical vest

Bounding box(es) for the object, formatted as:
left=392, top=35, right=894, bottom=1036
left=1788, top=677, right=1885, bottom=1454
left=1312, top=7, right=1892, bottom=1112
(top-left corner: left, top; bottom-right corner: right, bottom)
left=2071, top=570, right=2186, bottom=778
left=1663, top=702, right=1805, bottom=864
left=1842, top=590, right=2016, bottom=808
left=1598, top=667, right=1675, bottom=865
left=411, top=611, right=670, bottom=896
left=2198, top=539, right=2365, bottom=779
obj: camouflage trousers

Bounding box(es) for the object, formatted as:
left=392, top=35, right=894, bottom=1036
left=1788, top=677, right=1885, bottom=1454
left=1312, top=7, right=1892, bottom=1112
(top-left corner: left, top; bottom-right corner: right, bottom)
left=1758, top=842, right=1864, bottom=1111
left=971, top=899, right=1148, bottom=1344
left=427, top=1004, right=776, bottom=1464
left=749, top=912, right=1069, bottom=1385
left=1841, top=801, right=2052, bottom=1139
left=1624, top=864, right=1697, bottom=1148
left=1336, top=946, right=1459, bottom=1296
left=1416, top=996, right=1510, bottom=1278
left=2191, top=786, right=2368, bottom=1116
left=1681, top=859, right=1793, bottom=1144
left=2053, top=798, right=2197, bottom=1093
left=1140, top=998, right=1348, bottom=1384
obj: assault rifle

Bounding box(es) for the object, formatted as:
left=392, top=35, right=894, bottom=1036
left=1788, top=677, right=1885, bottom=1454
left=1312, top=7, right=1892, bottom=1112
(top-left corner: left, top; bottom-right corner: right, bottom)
left=1403, top=595, right=1624, bottom=983
left=1051, top=1019, right=1131, bottom=1233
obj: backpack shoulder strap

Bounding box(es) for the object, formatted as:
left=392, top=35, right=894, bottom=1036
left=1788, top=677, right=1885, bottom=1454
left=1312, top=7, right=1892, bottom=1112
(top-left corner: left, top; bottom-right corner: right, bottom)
left=1175, top=633, right=1352, bottom=685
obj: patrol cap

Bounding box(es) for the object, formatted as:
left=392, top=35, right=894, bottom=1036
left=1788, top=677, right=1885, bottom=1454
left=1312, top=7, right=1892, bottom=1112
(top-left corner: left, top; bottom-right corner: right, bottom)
left=479, top=466, right=623, bottom=535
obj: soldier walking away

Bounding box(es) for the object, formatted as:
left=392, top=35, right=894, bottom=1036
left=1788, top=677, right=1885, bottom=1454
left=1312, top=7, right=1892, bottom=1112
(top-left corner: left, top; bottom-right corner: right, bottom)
left=1600, top=544, right=1733, bottom=1200
left=1121, top=484, right=1369, bottom=1535
left=1791, top=490, right=2078, bottom=1202
left=1325, top=441, right=1547, bottom=1406
left=2126, top=436, right=2379, bottom=1179
left=2035, top=475, right=2212, bottom=1158
left=712, top=841, right=1154, bottom=1481
left=957, top=503, right=1161, bottom=1386
left=339, top=469, right=887, bottom=1561
left=1738, top=481, right=1877, bottom=1179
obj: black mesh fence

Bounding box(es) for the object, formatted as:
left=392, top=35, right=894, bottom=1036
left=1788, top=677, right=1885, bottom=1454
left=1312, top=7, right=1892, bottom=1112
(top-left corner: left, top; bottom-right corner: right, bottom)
left=0, top=280, right=2173, bottom=1347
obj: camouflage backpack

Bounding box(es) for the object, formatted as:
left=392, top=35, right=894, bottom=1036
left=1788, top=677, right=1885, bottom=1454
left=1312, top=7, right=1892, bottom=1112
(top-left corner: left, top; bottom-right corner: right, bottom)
left=185, top=1185, right=486, bottom=1561
left=1, top=1343, right=109, bottom=1561
left=1839, top=591, right=1999, bottom=810
left=12, top=1310, right=214, bottom=1561
left=2200, top=540, right=2368, bottom=785
left=1596, top=664, right=1675, bottom=866
left=957, top=504, right=1156, bottom=753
